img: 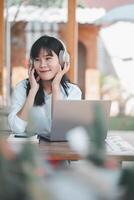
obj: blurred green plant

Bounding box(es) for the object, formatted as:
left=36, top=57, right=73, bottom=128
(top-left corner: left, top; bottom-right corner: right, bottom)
left=86, top=104, right=107, bottom=166
left=119, top=167, right=134, bottom=200
left=0, top=138, right=50, bottom=200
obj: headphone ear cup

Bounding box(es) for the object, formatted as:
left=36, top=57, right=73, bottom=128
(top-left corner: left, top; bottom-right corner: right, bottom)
left=59, top=50, right=70, bottom=68
left=29, top=59, right=34, bottom=67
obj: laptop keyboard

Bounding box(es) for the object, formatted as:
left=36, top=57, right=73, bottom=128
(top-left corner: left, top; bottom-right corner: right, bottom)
left=105, top=135, right=134, bottom=153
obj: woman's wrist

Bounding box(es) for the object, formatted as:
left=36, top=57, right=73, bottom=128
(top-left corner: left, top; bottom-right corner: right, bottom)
left=52, top=83, right=60, bottom=91
left=52, top=86, right=61, bottom=102
left=29, top=88, right=38, bottom=97
left=52, top=87, right=60, bottom=98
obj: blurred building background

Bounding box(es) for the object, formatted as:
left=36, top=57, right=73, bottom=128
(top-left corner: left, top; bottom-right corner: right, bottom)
left=1, top=0, right=134, bottom=128
left=7, top=4, right=103, bottom=99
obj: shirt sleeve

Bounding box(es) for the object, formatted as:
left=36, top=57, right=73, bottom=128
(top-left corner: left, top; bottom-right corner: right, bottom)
left=8, top=80, right=28, bottom=133
left=67, top=84, right=82, bottom=100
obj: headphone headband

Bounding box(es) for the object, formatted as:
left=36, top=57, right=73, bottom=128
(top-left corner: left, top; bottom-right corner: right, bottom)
left=56, top=38, right=67, bottom=52
left=52, top=36, right=70, bottom=66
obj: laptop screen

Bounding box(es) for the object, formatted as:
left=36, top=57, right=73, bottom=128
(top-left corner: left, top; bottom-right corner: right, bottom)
left=49, top=100, right=111, bottom=141
left=19, top=100, right=111, bottom=141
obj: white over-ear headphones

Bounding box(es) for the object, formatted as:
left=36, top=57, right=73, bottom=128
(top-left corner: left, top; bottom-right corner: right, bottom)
left=29, top=36, right=70, bottom=69
left=55, top=37, right=70, bottom=68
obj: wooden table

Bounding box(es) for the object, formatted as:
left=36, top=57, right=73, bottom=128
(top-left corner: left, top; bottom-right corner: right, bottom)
left=39, top=140, right=81, bottom=161
left=7, top=131, right=134, bottom=163
left=39, top=131, right=134, bottom=162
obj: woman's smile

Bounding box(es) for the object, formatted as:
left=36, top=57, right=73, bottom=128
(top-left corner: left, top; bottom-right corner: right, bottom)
left=39, top=69, right=51, bottom=73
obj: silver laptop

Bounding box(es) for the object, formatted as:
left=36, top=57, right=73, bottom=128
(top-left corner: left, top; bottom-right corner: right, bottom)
left=38, top=100, right=111, bottom=142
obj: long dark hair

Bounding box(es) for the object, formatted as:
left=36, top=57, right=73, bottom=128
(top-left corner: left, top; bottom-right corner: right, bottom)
left=26, top=35, right=70, bottom=106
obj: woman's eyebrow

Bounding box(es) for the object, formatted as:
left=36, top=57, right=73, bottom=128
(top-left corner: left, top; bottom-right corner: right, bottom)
left=45, top=54, right=53, bottom=57
left=37, top=52, right=54, bottom=57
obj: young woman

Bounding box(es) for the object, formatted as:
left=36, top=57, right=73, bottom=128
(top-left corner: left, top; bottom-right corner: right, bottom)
left=8, top=35, right=82, bottom=134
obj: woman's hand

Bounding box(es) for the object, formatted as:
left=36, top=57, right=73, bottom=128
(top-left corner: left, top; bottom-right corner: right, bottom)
left=52, top=62, right=70, bottom=91
left=51, top=62, right=70, bottom=117
left=28, top=66, right=40, bottom=94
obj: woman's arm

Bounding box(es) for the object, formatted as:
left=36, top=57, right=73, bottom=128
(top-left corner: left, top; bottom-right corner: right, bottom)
left=17, top=89, right=37, bottom=121
left=8, top=80, right=29, bottom=133
left=17, top=67, right=40, bottom=121
left=8, top=68, right=40, bottom=133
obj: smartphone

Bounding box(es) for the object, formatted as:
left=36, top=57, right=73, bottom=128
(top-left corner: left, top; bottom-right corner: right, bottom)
left=14, top=133, right=28, bottom=138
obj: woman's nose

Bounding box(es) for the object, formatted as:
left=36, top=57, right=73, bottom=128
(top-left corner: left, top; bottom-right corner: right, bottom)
left=40, top=59, right=47, bottom=67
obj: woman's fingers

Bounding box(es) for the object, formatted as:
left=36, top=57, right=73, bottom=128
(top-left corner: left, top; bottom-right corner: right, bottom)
left=30, top=68, right=40, bottom=83
left=36, top=76, right=40, bottom=82
left=52, top=62, right=70, bottom=88
left=62, top=62, right=70, bottom=74
left=29, top=68, right=36, bottom=81
left=31, top=67, right=35, bottom=77
left=28, top=66, right=35, bottom=77
left=56, top=62, right=70, bottom=79
left=28, top=65, right=32, bottom=76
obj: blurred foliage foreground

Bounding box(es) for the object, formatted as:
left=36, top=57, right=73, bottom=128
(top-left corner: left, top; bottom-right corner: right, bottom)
left=0, top=105, right=134, bottom=200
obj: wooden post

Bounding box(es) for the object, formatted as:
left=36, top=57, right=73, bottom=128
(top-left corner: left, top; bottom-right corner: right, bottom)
left=85, top=69, right=100, bottom=100
left=0, top=0, right=4, bottom=95
left=67, top=0, right=78, bottom=82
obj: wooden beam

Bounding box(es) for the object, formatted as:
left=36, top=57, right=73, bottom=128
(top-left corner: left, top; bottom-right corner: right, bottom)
left=67, top=0, right=78, bottom=82
left=0, top=0, right=4, bottom=95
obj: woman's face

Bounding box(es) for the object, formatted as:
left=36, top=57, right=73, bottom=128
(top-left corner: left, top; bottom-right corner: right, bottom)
left=33, top=48, right=60, bottom=81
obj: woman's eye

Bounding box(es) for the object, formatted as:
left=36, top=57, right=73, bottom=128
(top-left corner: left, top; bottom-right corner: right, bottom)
left=46, top=57, right=52, bottom=60
left=35, top=58, right=40, bottom=62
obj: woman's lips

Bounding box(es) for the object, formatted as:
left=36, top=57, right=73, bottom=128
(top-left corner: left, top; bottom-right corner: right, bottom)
left=39, top=69, right=51, bottom=73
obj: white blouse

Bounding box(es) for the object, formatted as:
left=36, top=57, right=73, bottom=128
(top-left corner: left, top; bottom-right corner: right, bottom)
left=8, top=79, right=82, bottom=134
